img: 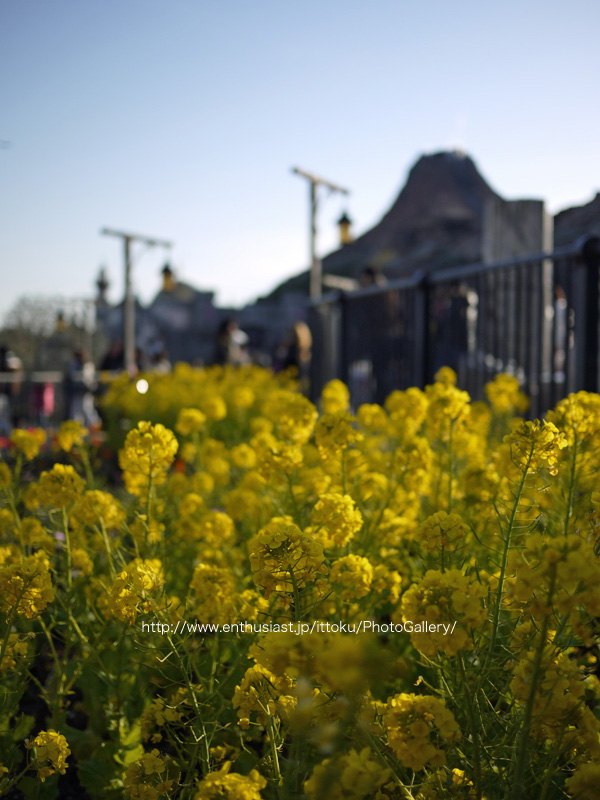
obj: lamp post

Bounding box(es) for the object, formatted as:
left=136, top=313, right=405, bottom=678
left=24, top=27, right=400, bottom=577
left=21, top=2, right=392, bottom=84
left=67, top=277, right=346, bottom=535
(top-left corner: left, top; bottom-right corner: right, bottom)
left=291, top=167, right=350, bottom=300
left=100, top=228, right=172, bottom=374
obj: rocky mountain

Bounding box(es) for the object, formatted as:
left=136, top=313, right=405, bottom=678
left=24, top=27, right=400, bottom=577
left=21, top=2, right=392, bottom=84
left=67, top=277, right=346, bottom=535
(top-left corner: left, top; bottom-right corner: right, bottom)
left=323, top=150, right=502, bottom=279
left=263, top=151, right=596, bottom=300
left=554, top=192, right=600, bottom=248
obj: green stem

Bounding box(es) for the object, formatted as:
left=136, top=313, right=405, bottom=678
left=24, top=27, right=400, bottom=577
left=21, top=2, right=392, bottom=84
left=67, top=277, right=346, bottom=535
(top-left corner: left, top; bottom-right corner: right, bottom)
left=5, top=488, right=25, bottom=554
left=0, top=607, right=17, bottom=672
left=360, top=727, right=416, bottom=799
left=62, top=507, right=72, bottom=590
left=563, top=434, right=577, bottom=536
left=99, top=520, right=116, bottom=580
left=508, top=572, right=556, bottom=800
left=480, top=446, right=533, bottom=677
left=457, top=651, right=483, bottom=800
left=288, top=566, right=302, bottom=622
left=447, top=419, right=454, bottom=511
left=79, top=446, right=95, bottom=489
left=285, top=473, right=301, bottom=524
left=166, top=633, right=209, bottom=771
left=267, top=714, right=282, bottom=785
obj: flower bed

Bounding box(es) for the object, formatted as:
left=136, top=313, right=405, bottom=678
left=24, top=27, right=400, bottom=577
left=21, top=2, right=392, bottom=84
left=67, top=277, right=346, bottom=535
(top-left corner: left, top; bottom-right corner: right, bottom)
left=1, top=365, right=600, bottom=799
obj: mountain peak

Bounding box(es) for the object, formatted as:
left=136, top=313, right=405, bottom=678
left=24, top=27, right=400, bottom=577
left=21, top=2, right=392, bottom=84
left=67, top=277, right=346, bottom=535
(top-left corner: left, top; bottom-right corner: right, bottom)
left=321, top=150, right=500, bottom=277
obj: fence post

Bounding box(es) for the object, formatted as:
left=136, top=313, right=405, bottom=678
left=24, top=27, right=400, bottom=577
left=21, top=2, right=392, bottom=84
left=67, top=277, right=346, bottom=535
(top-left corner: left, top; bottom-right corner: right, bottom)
left=580, top=236, right=600, bottom=393
left=413, top=272, right=430, bottom=388
left=338, top=291, right=349, bottom=387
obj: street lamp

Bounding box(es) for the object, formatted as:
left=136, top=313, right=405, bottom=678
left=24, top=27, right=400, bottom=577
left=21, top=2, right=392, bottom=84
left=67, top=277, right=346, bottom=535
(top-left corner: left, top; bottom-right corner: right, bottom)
left=337, top=211, right=354, bottom=246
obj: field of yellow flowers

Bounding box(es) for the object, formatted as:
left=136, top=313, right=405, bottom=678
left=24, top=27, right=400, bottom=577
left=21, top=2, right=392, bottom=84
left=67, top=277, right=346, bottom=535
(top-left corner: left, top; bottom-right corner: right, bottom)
left=2, top=363, right=600, bottom=799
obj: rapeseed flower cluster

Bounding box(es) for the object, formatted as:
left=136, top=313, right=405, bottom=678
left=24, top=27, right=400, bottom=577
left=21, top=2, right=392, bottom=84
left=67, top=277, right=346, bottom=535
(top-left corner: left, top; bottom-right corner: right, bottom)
left=383, top=693, right=461, bottom=770
left=2, top=365, right=600, bottom=799
left=25, top=729, right=70, bottom=782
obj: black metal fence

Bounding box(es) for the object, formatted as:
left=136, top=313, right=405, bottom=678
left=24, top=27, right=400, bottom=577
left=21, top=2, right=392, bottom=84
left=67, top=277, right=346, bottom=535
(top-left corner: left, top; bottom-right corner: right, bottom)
left=309, top=237, right=600, bottom=417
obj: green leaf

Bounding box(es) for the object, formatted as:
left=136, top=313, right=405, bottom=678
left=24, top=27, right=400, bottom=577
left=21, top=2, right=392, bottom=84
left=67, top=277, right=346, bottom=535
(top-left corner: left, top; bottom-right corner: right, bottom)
left=17, top=773, right=59, bottom=799
left=78, top=757, right=122, bottom=799
left=113, top=718, right=143, bottom=766
left=11, top=713, right=35, bottom=742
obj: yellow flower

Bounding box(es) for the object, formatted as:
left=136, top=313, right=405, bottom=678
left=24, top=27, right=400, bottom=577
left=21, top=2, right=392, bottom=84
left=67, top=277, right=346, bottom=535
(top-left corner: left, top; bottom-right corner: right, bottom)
left=175, top=408, right=206, bottom=435
left=434, top=366, right=457, bottom=386
left=232, top=663, right=295, bottom=726
left=321, top=379, right=350, bottom=414
left=26, top=730, right=70, bottom=782
left=567, top=762, right=600, bottom=799
left=397, top=569, right=486, bottom=656
left=309, top=493, right=363, bottom=548
left=356, top=403, right=389, bottom=432
left=314, top=412, right=362, bottom=459
left=385, top=387, right=428, bottom=438
left=20, top=518, right=55, bottom=552
left=330, top=554, right=373, bottom=601
left=0, top=633, right=29, bottom=671
left=250, top=519, right=327, bottom=601
left=485, top=373, right=529, bottom=414
left=124, top=750, right=178, bottom=798
left=10, top=428, right=47, bottom=460
left=230, top=443, right=257, bottom=469
left=230, top=385, right=255, bottom=409
left=510, top=647, right=600, bottom=758
left=383, top=693, right=461, bottom=771
left=71, top=490, right=126, bottom=529
left=56, top=420, right=88, bottom=452
left=507, top=533, right=600, bottom=617
left=504, top=419, right=567, bottom=476
left=425, top=381, right=471, bottom=440
left=251, top=431, right=303, bottom=477
left=194, top=763, right=266, bottom=800
left=262, top=389, right=318, bottom=444
left=105, top=559, right=164, bottom=624
left=197, top=510, right=235, bottom=547
left=415, top=510, right=470, bottom=552
left=119, top=421, right=178, bottom=495
left=0, top=462, right=12, bottom=488
left=141, top=749, right=166, bottom=776
left=201, top=395, right=227, bottom=421
left=304, top=747, right=391, bottom=800
left=0, top=551, right=54, bottom=618
left=37, top=464, right=85, bottom=506
left=72, top=548, right=94, bottom=575
left=189, top=563, right=237, bottom=624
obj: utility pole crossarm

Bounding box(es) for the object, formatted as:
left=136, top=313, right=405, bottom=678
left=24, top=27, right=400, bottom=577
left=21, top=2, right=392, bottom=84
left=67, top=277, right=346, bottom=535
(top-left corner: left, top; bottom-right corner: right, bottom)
left=101, top=228, right=173, bottom=249
left=100, top=227, right=173, bottom=374
left=292, top=167, right=350, bottom=299
left=291, top=167, right=350, bottom=195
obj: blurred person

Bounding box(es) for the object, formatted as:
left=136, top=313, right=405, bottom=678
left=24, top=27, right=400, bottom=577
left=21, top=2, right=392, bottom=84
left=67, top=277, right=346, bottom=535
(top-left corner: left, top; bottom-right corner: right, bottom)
left=275, top=321, right=312, bottom=392
left=2, top=350, right=25, bottom=429
left=64, top=349, right=98, bottom=425
left=359, top=265, right=387, bottom=288
left=213, top=319, right=250, bottom=366
left=100, top=340, right=124, bottom=372
left=0, top=345, right=12, bottom=436
left=32, top=381, right=55, bottom=428
left=149, top=344, right=171, bottom=374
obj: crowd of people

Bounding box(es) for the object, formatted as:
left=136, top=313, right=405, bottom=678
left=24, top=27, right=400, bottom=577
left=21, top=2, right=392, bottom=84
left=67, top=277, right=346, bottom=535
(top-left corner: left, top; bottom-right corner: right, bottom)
left=0, top=318, right=313, bottom=433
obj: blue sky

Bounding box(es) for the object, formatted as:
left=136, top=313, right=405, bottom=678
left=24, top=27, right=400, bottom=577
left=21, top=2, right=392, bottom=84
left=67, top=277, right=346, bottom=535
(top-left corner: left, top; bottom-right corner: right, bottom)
left=2, top=0, right=599, bottom=320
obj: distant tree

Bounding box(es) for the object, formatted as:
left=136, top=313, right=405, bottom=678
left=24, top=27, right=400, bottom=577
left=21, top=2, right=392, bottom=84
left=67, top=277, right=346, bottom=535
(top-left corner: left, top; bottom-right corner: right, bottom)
left=0, top=296, right=95, bottom=370
left=2, top=296, right=67, bottom=337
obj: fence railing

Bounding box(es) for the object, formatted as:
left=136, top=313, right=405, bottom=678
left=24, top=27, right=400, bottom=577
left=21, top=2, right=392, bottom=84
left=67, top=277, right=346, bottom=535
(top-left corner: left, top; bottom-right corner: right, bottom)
left=309, top=237, right=600, bottom=417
